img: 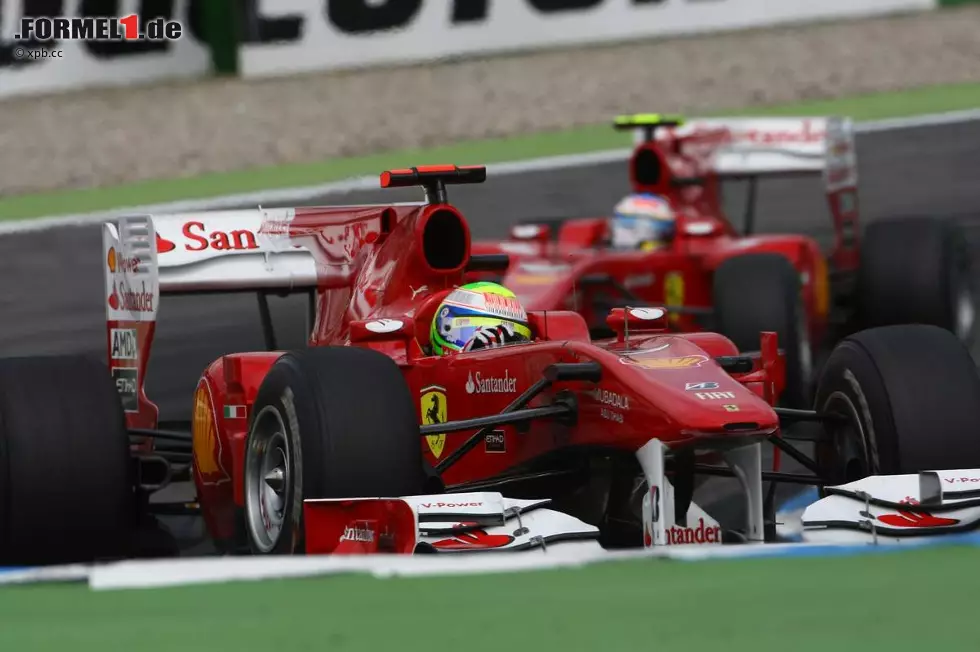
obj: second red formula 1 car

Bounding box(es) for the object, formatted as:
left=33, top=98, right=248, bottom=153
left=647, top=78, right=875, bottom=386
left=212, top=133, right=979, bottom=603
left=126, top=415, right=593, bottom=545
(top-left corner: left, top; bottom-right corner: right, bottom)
left=468, top=115, right=976, bottom=407
left=1, top=165, right=978, bottom=565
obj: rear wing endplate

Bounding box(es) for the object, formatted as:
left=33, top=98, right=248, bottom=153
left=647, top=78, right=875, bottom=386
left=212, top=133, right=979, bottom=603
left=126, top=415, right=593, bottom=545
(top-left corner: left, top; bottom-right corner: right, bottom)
left=103, top=215, right=160, bottom=429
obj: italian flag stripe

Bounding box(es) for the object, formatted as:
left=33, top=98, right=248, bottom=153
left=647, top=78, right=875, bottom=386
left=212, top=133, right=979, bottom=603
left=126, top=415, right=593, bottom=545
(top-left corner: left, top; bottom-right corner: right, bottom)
left=224, top=405, right=246, bottom=419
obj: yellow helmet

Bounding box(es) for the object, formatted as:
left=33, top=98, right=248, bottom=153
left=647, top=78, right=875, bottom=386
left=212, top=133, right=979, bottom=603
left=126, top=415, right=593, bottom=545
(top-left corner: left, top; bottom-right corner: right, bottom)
left=430, top=282, right=532, bottom=355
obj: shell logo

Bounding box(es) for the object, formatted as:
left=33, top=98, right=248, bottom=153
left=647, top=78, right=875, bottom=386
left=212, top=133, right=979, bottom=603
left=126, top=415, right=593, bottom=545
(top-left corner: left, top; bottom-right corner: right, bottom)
left=192, top=382, right=229, bottom=484
left=813, top=255, right=829, bottom=318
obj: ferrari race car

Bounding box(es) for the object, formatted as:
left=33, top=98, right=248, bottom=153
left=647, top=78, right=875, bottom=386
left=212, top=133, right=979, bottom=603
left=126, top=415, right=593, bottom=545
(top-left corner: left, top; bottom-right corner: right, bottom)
left=468, top=114, right=976, bottom=408
left=1, top=165, right=979, bottom=565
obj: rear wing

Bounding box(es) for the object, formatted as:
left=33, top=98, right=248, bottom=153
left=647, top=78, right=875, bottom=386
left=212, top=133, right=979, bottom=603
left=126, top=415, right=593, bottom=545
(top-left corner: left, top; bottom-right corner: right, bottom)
left=121, top=207, right=318, bottom=341
left=101, top=166, right=491, bottom=431
left=148, top=207, right=317, bottom=293
left=616, top=114, right=860, bottom=271
left=103, top=210, right=319, bottom=429
left=618, top=114, right=855, bottom=182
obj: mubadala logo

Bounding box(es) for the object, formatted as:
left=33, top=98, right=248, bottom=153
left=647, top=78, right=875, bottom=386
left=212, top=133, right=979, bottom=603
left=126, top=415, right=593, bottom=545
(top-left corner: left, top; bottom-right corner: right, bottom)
left=110, top=328, right=138, bottom=360
left=592, top=388, right=630, bottom=411
left=465, top=371, right=517, bottom=395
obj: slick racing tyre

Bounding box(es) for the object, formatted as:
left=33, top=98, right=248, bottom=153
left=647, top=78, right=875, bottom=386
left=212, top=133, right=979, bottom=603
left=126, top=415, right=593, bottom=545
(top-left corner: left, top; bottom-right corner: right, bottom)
left=713, top=253, right=812, bottom=408
left=243, top=346, right=426, bottom=554
left=814, top=324, right=980, bottom=481
left=0, top=356, right=135, bottom=565
left=858, top=217, right=976, bottom=345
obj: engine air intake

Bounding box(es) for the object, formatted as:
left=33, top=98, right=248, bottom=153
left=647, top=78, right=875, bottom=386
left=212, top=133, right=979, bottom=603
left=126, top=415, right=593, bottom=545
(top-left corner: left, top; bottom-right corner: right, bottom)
left=421, top=208, right=468, bottom=272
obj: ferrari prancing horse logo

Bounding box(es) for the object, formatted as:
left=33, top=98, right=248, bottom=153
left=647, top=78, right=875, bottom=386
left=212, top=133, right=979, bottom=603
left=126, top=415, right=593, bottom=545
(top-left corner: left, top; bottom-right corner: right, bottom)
left=421, top=385, right=447, bottom=458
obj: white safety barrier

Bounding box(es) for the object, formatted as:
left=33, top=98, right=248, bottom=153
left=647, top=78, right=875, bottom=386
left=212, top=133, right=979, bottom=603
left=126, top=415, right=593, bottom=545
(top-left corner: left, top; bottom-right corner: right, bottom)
left=1, top=0, right=936, bottom=98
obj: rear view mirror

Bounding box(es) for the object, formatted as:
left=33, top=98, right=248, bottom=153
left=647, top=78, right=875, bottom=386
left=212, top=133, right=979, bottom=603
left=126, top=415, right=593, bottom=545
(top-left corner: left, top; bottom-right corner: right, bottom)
left=606, top=306, right=669, bottom=341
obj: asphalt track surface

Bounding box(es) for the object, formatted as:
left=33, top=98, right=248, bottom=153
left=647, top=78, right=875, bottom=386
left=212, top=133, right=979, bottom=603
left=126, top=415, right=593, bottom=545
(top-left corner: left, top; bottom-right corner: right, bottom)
left=1, top=119, right=979, bottom=548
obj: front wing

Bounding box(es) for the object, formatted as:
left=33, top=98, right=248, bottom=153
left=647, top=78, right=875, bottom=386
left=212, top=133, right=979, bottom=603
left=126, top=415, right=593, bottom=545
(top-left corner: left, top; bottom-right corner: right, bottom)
left=303, top=439, right=980, bottom=555
left=801, top=470, right=980, bottom=544
left=304, top=493, right=603, bottom=555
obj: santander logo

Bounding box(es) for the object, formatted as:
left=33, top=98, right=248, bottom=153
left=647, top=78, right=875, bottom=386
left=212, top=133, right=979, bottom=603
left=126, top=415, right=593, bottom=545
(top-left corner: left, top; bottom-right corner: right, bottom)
left=419, top=502, right=483, bottom=509
left=156, top=233, right=176, bottom=253
left=666, top=518, right=722, bottom=545
left=431, top=525, right=515, bottom=550
left=155, top=222, right=261, bottom=254
left=877, top=496, right=959, bottom=528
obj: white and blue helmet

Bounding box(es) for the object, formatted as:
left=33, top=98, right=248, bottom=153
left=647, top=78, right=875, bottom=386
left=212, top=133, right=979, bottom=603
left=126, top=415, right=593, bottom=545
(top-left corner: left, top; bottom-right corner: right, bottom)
left=610, top=193, right=676, bottom=250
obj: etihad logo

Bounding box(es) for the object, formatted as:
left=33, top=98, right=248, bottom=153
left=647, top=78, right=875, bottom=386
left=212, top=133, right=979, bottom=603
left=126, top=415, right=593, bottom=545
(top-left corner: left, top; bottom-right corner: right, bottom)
left=465, top=371, right=517, bottom=395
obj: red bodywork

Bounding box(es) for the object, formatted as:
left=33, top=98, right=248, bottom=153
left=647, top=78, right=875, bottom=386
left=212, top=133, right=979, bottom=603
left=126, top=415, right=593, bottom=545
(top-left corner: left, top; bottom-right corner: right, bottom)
left=468, top=124, right=859, bottom=342
left=123, top=166, right=788, bottom=549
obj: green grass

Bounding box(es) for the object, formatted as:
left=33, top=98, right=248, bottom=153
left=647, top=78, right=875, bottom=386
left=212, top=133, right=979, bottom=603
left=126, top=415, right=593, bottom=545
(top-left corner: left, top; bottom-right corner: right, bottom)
left=0, top=545, right=978, bottom=651
left=3, top=81, right=980, bottom=222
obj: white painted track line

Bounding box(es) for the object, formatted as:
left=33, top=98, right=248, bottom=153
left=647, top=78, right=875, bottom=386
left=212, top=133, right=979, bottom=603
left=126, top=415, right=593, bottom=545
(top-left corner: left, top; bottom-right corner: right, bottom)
left=2, top=108, right=979, bottom=236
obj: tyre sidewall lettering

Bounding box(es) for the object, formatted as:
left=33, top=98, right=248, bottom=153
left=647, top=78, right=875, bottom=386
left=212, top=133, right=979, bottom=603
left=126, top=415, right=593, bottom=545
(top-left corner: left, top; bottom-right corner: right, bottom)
left=280, top=386, right=304, bottom=553
left=840, top=367, right=878, bottom=472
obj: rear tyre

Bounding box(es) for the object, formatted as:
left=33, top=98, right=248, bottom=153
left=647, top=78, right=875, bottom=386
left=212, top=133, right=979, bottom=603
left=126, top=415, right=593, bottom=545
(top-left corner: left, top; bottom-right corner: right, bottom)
left=814, top=324, right=980, bottom=480
left=858, top=217, right=976, bottom=345
left=0, top=356, right=135, bottom=565
left=713, top=253, right=811, bottom=408
left=244, top=347, right=426, bottom=554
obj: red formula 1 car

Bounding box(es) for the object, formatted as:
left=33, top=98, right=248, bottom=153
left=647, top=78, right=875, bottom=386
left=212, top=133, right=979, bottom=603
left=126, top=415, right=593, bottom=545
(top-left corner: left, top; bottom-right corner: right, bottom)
left=2, top=166, right=979, bottom=565
left=469, top=115, right=975, bottom=407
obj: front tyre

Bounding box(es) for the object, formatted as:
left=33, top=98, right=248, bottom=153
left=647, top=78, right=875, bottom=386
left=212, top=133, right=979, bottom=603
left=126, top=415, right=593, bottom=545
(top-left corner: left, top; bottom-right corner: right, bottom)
left=814, top=324, right=980, bottom=481
left=243, top=347, right=426, bottom=554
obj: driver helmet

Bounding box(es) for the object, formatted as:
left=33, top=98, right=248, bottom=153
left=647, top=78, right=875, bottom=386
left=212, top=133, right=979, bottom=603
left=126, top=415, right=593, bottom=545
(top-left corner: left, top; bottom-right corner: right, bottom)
left=609, top=193, right=676, bottom=250
left=430, top=282, right=531, bottom=355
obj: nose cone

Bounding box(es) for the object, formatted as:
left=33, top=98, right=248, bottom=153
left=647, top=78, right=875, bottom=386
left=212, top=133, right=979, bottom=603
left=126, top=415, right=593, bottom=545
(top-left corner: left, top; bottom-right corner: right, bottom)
left=614, top=336, right=778, bottom=437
